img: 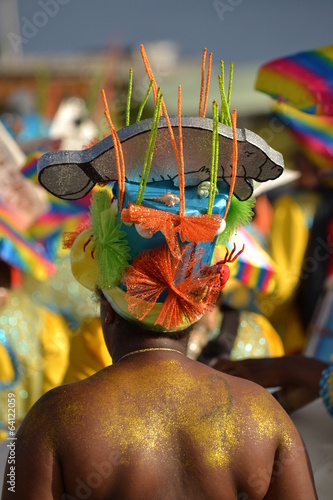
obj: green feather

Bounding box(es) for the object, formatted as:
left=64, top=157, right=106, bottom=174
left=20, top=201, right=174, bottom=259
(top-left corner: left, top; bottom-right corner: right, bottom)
left=90, top=190, right=131, bottom=289
left=217, top=196, right=255, bottom=246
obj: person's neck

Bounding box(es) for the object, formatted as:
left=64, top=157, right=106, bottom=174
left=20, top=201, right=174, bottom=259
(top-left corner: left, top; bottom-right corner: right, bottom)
left=111, top=335, right=188, bottom=364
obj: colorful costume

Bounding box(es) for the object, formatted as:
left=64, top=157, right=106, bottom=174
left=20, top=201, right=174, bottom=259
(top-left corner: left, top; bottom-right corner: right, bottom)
left=37, top=46, right=284, bottom=334
left=0, top=289, right=70, bottom=437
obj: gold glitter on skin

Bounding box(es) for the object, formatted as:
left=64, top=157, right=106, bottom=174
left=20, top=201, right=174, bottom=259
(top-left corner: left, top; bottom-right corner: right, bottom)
left=26, top=358, right=238, bottom=471
left=26, top=358, right=294, bottom=472
left=18, top=387, right=85, bottom=455
left=39, top=358, right=295, bottom=475
left=244, top=391, right=294, bottom=449
left=11, top=354, right=316, bottom=500
left=96, top=359, right=239, bottom=469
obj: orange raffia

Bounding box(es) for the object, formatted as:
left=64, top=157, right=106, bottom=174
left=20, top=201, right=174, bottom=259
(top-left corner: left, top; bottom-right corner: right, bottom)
left=223, top=109, right=238, bottom=220
left=62, top=222, right=90, bottom=249
left=140, top=44, right=185, bottom=216
left=202, top=51, right=212, bottom=118
left=121, top=204, right=222, bottom=258
left=123, top=244, right=223, bottom=330
left=101, top=89, right=126, bottom=211
left=198, top=48, right=207, bottom=117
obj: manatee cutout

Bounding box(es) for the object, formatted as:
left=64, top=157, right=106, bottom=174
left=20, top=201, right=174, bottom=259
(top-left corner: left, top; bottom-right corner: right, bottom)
left=38, top=116, right=283, bottom=201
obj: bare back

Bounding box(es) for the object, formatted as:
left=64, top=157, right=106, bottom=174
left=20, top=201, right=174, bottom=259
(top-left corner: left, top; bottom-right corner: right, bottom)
left=2, top=353, right=317, bottom=499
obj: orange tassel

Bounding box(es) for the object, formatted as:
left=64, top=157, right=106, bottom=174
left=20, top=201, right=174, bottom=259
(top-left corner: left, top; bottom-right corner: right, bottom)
left=121, top=203, right=222, bottom=257
left=123, top=244, right=223, bottom=330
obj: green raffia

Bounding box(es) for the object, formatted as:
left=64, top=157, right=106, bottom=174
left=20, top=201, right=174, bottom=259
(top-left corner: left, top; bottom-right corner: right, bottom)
left=136, top=78, right=154, bottom=122
left=207, top=101, right=219, bottom=215
left=216, top=196, right=256, bottom=246
left=219, top=61, right=232, bottom=126
left=89, top=189, right=131, bottom=289
left=126, top=68, right=133, bottom=127
left=136, top=89, right=163, bottom=204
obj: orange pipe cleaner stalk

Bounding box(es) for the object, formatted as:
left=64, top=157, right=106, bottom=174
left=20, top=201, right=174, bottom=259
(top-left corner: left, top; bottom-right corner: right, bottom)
left=178, top=85, right=185, bottom=216
left=140, top=44, right=185, bottom=211
left=198, top=48, right=207, bottom=117
left=202, top=51, right=212, bottom=118
left=101, top=89, right=126, bottom=211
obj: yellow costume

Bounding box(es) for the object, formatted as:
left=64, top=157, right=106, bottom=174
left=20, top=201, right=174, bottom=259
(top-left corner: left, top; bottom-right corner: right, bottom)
left=63, top=317, right=112, bottom=383
left=259, top=192, right=320, bottom=353
left=0, top=290, right=70, bottom=439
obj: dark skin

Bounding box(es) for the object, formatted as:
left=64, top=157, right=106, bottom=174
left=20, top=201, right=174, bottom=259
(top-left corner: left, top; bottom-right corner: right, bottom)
left=1, top=296, right=317, bottom=499
left=211, top=356, right=328, bottom=395
left=211, top=356, right=329, bottom=414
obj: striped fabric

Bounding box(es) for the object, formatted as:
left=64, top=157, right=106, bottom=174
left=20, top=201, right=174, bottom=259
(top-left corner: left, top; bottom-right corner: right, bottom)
left=255, top=45, right=333, bottom=115
left=212, top=226, right=277, bottom=293
left=0, top=153, right=91, bottom=280
left=273, top=101, right=333, bottom=173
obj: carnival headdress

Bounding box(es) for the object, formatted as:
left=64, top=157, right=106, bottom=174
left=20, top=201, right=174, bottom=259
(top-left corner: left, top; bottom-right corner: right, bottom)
left=37, top=46, right=283, bottom=332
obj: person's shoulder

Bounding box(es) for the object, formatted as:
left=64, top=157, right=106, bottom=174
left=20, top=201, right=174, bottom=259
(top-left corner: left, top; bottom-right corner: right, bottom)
left=41, top=366, right=110, bottom=404
left=203, top=364, right=292, bottom=423
left=220, top=369, right=282, bottom=408
left=17, top=382, right=75, bottom=433
left=17, top=372, right=102, bottom=437
left=15, top=375, right=104, bottom=459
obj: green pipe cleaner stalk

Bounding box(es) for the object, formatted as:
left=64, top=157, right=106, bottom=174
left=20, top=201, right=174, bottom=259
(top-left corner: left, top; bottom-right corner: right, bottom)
left=126, top=68, right=133, bottom=127
left=219, top=61, right=232, bottom=126
left=136, top=89, right=163, bottom=204
left=136, top=78, right=154, bottom=122
left=227, top=61, right=233, bottom=109
left=208, top=100, right=219, bottom=214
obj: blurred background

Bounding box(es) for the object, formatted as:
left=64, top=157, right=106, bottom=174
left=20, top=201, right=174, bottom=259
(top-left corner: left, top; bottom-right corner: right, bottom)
left=1, top=0, right=333, bottom=120
left=0, top=2, right=333, bottom=496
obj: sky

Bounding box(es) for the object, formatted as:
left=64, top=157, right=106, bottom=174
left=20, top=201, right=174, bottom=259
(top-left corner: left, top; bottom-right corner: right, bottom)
left=1, top=0, right=332, bottom=66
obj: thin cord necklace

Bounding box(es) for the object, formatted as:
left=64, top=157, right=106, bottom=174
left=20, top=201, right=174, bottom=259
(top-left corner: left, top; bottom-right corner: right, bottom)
left=116, top=347, right=186, bottom=364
